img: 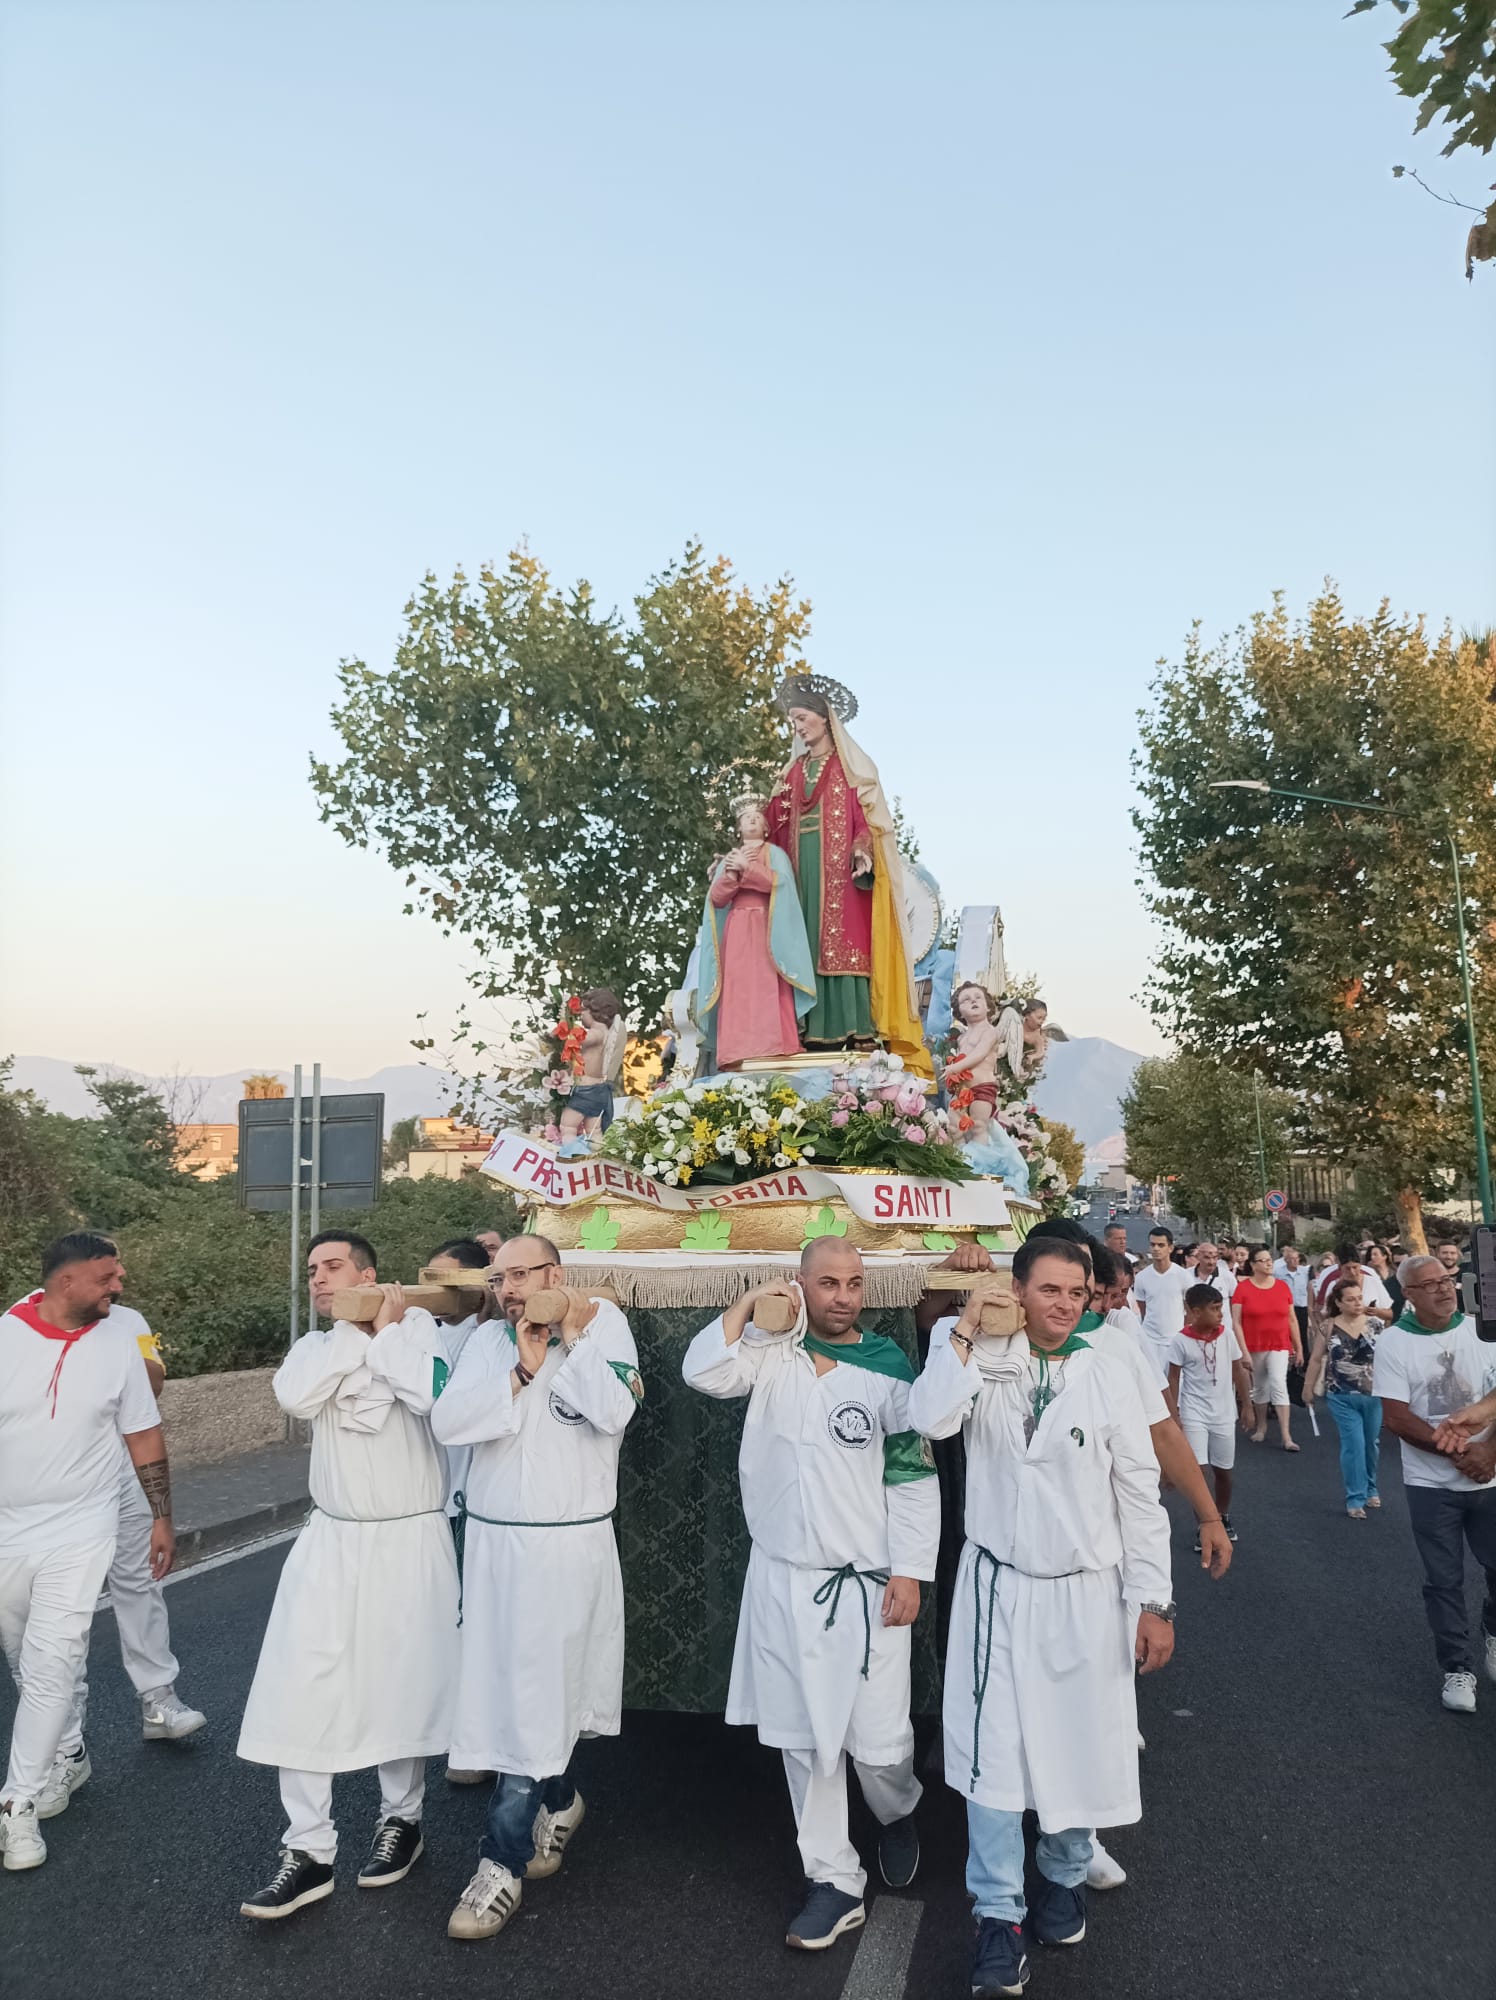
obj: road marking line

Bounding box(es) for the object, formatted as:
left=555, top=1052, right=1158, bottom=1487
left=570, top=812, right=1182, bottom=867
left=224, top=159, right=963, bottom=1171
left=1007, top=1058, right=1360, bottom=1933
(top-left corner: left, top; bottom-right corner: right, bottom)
left=94, top=1525, right=302, bottom=1611
left=841, top=1896, right=923, bottom=2000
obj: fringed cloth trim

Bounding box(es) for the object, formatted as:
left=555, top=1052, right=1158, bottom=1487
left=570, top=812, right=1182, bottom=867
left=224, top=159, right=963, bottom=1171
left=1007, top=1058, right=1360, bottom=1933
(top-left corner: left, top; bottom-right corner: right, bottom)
left=555, top=1255, right=942, bottom=1312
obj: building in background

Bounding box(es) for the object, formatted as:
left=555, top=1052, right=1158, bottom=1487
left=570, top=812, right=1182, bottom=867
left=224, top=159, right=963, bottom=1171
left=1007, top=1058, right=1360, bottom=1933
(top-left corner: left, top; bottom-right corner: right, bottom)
left=405, top=1115, right=494, bottom=1181
left=174, top=1122, right=240, bottom=1179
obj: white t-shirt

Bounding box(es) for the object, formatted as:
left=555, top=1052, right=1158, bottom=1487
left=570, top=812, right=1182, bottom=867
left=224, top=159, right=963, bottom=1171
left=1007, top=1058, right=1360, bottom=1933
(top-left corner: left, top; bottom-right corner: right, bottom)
left=1091, top=1310, right=1171, bottom=1411
left=1316, top=1263, right=1392, bottom=1316
left=0, top=1297, right=160, bottom=1551
left=1131, top=1261, right=1194, bottom=1354
left=1190, top=1264, right=1236, bottom=1303
left=1372, top=1316, right=1496, bottom=1490
left=1165, top=1325, right=1246, bottom=1431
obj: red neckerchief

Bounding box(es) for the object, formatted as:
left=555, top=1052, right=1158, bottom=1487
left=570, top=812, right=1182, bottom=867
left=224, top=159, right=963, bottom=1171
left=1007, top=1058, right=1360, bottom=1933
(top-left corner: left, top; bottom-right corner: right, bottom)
left=1181, top=1323, right=1223, bottom=1344
left=10, top=1291, right=101, bottom=1417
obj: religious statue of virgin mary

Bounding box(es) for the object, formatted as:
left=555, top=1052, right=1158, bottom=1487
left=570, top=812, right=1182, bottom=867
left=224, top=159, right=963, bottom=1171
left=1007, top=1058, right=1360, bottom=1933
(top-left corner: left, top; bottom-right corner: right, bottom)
left=764, top=673, right=932, bottom=1077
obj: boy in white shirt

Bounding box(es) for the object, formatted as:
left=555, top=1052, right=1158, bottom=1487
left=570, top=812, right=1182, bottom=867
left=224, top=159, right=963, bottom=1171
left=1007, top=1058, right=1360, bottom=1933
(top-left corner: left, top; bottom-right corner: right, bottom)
left=1165, top=1286, right=1252, bottom=1547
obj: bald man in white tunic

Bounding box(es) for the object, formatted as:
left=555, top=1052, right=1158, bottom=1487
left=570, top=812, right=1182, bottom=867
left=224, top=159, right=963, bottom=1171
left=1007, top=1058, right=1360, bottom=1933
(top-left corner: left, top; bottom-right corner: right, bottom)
left=683, top=1238, right=939, bottom=1954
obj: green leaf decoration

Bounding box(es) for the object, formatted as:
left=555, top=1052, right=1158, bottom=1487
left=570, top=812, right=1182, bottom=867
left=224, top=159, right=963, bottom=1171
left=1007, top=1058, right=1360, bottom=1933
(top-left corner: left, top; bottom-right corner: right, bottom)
left=977, top=1231, right=1010, bottom=1251
left=801, top=1204, right=849, bottom=1246
left=680, top=1211, right=733, bottom=1251
left=922, top=1231, right=958, bottom=1251
left=577, top=1206, right=620, bottom=1253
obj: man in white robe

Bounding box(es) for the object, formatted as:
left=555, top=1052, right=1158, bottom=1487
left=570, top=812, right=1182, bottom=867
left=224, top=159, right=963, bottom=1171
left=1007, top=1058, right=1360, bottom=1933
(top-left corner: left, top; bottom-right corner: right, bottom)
left=433, top=1235, right=641, bottom=1942
left=237, top=1231, right=459, bottom=1920
left=682, top=1237, right=940, bottom=1952
left=909, top=1236, right=1174, bottom=1999
left=423, top=1237, right=495, bottom=1789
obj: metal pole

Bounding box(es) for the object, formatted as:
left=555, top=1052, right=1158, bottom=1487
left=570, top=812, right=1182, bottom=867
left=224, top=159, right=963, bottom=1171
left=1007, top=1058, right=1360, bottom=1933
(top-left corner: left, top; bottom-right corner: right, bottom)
left=289, top=1063, right=302, bottom=1353
left=1448, top=834, right=1494, bottom=1225
left=1253, top=1069, right=1272, bottom=1248
left=307, top=1062, right=323, bottom=1328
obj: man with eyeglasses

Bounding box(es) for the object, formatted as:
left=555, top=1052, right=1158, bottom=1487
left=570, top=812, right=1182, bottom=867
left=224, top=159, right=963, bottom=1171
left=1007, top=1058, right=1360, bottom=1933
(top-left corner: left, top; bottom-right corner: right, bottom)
left=1373, top=1254, right=1496, bottom=1714
left=432, top=1235, right=641, bottom=1942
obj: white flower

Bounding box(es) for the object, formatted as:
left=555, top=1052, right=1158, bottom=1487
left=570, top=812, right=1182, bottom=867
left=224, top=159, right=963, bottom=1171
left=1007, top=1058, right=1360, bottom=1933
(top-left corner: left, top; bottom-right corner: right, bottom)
left=678, top=1145, right=693, bottom=1162
left=773, top=1152, right=789, bottom=1167
left=734, top=1147, right=751, bottom=1165
left=686, top=1084, right=706, bottom=1104
left=715, top=1134, right=734, bottom=1155
left=802, top=1144, right=815, bottom=1158
left=884, top=1054, right=904, bottom=1072
left=777, top=1108, right=798, bottom=1126
left=752, top=1108, right=770, bottom=1130
left=664, top=1169, right=680, bottom=1185
left=643, top=1156, right=657, bottom=1173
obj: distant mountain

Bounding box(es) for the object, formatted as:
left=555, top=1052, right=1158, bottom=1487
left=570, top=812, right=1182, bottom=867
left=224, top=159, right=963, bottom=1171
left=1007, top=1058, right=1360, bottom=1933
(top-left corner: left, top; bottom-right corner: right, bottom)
left=1029, top=1037, right=1142, bottom=1149
left=13, top=1034, right=1144, bottom=1152
left=10, top=1057, right=455, bottom=1132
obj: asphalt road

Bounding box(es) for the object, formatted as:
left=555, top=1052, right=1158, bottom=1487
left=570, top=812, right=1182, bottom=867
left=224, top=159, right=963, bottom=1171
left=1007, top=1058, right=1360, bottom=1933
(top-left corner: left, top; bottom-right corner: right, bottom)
left=6, top=1426, right=1496, bottom=2000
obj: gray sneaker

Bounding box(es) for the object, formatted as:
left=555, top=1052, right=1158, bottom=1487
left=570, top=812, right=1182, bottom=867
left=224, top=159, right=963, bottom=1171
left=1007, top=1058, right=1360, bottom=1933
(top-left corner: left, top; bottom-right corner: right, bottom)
left=36, top=1747, right=91, bottom=1820
left=141, top=1686, right=206, bottom=1741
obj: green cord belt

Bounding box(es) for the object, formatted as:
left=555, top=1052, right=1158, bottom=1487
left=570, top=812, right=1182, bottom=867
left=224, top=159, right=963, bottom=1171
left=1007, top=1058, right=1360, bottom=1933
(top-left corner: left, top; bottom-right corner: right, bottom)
left=967, top=1544, right=1082, bottom=1791
left=812, top=1563, right=892, bottom=1681
left=452, top=1492, right=615, bottom=1624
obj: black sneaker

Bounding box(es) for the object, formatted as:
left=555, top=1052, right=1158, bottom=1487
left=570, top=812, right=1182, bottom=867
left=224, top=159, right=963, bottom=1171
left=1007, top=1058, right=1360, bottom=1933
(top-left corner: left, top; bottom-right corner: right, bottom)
left=878, top=1811, right=920, bottom=1888
left=1222, top=1513, right=1238, bottom=1543
left=240, top=1848, right=334, bottom=1920
left=971, top=1916, right=1029, bottom=1995
left=1030, top=1875, right=1086, bottom=1946
left=357, top=1815, right=424, bottom=1888
left=785, top=1881, right=865, bottom=1950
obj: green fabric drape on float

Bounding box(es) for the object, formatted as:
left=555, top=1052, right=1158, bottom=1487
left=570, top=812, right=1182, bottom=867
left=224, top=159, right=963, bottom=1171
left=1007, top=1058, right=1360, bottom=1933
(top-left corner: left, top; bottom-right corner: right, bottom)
left=615, top=1305, right=941, bottom=1715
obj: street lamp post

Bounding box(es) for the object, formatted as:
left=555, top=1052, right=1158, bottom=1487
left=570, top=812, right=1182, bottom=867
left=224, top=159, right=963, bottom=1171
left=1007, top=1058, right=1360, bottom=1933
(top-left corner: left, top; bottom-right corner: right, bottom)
left=1209, top=780, right=1494, bottom=1226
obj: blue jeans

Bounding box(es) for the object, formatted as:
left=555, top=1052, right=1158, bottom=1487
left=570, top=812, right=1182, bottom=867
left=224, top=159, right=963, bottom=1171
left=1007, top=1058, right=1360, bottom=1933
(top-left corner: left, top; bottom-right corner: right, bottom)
left=479, top=1768, right=576, bottom=1872
left=966, top=1802, right=1091, bottom=1923
left=1327, top=1391, right=1382, bottom=1510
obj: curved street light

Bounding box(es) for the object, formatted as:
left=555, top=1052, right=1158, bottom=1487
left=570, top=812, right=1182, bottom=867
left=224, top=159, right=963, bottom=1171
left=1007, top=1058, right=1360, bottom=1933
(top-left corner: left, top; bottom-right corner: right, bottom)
left=1207, top=779, right=1492, bottom=1225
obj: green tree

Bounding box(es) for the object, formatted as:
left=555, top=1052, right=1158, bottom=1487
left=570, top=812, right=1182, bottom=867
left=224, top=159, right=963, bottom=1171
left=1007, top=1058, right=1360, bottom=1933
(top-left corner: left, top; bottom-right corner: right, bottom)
left=310, top=541, right=813, bottom=1025
left=383, top=1115, right=422, bottom=1171
left=1133, top=588, right=1496, bottom=1249
left=1350, top=0, right=1496, bottom=275
left=1120, top=1055, right=1295, bottom=1236
left=1037, top=1116, right=1085, bottom=1196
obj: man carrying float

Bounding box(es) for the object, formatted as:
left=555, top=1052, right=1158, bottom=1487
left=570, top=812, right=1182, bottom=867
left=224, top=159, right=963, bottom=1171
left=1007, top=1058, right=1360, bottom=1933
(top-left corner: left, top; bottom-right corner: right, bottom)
left=432, top=1236, right=642, bottom=1942
left=682, top=1236, right=939, bottom=1952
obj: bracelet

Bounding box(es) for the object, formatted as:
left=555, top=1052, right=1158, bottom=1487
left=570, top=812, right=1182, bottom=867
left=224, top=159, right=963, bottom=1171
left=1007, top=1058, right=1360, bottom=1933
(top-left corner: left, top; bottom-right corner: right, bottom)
left=514, top=1360, right=534, bottom=1387
left=949, top=1331, right=974, bottom=1355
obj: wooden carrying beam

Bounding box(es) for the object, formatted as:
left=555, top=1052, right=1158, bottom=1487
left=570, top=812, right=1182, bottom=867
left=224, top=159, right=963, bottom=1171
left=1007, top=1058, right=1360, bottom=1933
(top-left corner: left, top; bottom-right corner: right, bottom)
left=326, top=1278, right=574, bottom=1326
left=921, top=1268, right=1022, bottom=1336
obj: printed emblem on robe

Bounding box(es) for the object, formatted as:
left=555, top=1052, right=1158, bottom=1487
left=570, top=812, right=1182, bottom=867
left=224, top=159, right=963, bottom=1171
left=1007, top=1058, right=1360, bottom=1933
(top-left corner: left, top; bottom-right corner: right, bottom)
left=549, top=1391, right=586, bottom=1426
left=827, top=1400, right=875, bottom=1449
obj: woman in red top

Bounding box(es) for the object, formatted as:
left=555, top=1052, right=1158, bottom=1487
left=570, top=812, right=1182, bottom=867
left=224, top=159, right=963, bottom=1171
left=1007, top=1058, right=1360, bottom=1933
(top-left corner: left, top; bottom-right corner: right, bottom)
left=1231, top=1245, right=1304, bottom=1451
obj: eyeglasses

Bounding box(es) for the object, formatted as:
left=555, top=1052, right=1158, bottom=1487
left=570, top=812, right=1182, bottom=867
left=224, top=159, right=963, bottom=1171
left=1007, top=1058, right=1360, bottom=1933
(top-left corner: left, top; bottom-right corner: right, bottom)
left=1406, top=1276, right=1457, bottom=1291
left=487, top=1264, right=556, bottom=1286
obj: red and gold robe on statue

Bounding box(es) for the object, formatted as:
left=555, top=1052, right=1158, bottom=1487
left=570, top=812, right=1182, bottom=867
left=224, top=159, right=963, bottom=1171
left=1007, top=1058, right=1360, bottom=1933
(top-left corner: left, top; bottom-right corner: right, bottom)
left=765, top=750, right=876, bottom=1045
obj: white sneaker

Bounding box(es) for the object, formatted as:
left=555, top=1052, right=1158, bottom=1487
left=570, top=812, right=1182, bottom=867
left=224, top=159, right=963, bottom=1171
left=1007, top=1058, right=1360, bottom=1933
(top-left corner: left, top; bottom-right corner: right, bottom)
left=1, top=1799, right=47, bottom=1871
left=1442, top=1670, right=1478, bottom=1713
left=141, top=1686, right=207, bottom=1741
left=36, top=1747, right=91, bottom=1820
left=1086, top=1837, right=1128, bottom=1890
left=1136, top=1729, right=1146, bottom=1752
left=526, top=1789, right=586, bottom=1879
left=447, top=1859, right=522, bottom=1940
left=1485, top=1632, right=1496, bottom=1685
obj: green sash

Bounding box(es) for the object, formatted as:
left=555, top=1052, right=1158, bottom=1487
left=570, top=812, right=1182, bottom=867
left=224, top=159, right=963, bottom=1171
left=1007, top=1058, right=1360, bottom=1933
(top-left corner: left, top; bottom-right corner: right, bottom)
left=1075, top=1311, right=1104, bottom=1333
left=1394, top=1307, right=1465, bottom=1335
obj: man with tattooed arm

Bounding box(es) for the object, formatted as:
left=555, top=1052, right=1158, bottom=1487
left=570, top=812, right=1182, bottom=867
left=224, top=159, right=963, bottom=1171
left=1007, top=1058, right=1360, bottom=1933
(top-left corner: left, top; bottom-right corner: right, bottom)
left=0, top=1233, right=176, bottom=1872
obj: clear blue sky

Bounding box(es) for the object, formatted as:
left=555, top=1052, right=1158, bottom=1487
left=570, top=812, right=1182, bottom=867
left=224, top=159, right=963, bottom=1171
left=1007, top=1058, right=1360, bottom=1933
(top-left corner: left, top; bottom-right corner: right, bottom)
left=2, top=0, right=1491, bottom=1079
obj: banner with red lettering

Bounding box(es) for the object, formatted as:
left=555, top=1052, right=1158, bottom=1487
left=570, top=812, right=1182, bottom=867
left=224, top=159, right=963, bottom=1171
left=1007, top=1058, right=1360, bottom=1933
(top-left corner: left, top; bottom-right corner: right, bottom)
left=480, top=1130, right=1015, bottom=1229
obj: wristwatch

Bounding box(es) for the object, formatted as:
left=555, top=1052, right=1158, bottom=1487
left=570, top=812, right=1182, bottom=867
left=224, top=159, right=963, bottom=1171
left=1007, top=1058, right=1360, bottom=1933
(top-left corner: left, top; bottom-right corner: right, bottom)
left=1140, top=1600, right=1176, bottom=1623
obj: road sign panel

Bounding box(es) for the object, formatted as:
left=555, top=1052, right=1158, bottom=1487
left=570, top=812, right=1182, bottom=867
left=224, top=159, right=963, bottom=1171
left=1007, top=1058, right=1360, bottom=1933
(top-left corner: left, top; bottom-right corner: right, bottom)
left=1264, top=1189, right=1288, bottom=1213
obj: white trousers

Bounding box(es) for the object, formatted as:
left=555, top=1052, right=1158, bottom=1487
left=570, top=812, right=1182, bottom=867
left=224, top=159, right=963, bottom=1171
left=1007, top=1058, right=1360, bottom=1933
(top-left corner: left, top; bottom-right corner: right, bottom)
left=279, top=1758, right=427, bottom=1863
left=781, top=1747, right=921, bottom=1899
left=0, top=1537, right=115, bottom=1806
left=73, top=1475, right=178, bottom=1744
left=1250, top=1351, right=1290, bottom=1407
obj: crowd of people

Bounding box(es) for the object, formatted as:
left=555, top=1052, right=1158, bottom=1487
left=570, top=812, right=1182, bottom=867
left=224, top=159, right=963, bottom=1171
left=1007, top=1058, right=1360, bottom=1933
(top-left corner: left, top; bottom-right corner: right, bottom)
left=2, top=1214, right=1493, bottom=1996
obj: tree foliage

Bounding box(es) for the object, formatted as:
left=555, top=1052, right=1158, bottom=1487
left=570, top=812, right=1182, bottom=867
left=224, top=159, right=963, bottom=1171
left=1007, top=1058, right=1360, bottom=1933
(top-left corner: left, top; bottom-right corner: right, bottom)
left=1350, top=0, right=1496, bottom=274
left=1120, top=1054, right=1296, bottom=1235
left=1037, top=1116, right=1085, bottom=1196
left=310, top=541, right=813, bottom=1025
left=0, top=1063, right=517, bottom=1374
left=1133, top=588, right=1496, bottom=1246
